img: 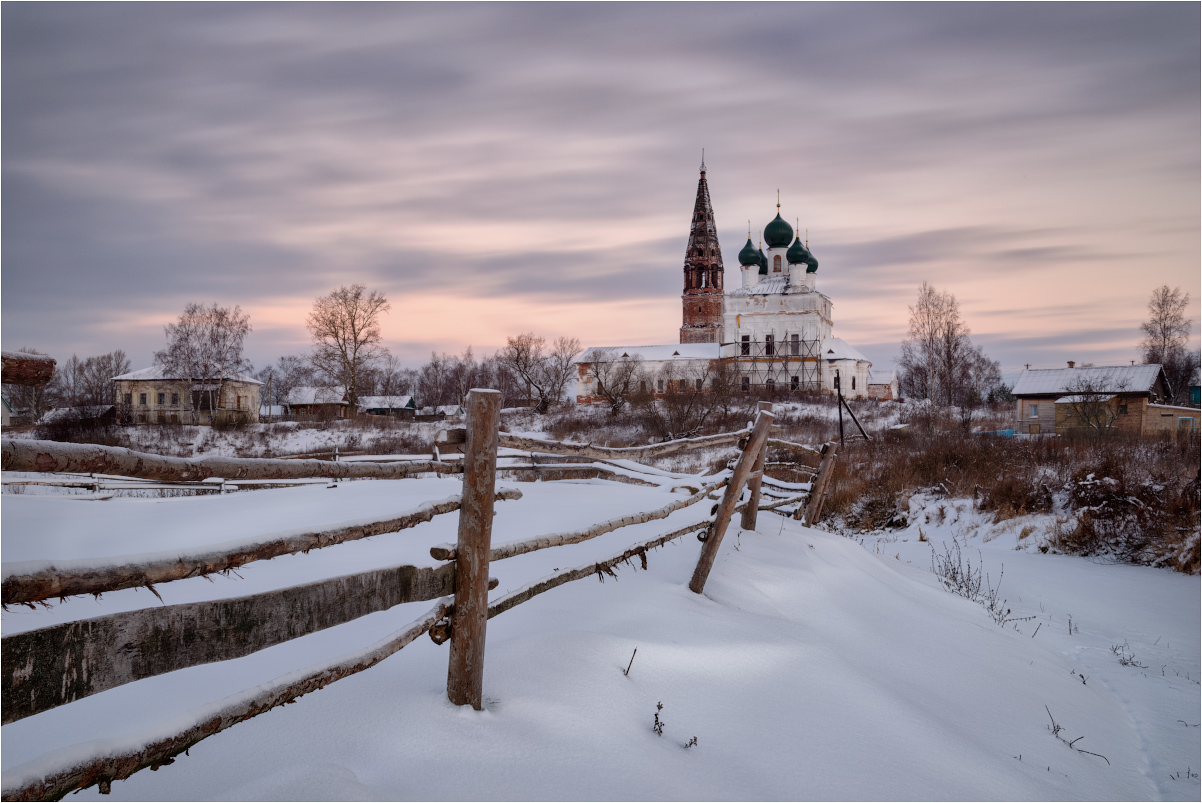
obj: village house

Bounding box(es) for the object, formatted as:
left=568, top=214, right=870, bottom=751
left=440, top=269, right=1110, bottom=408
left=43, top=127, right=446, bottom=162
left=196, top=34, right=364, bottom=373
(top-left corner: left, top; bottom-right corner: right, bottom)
left=285, top=386, right=349, bottom=419
left=357, top=395, right=417, bottom=418
left=113, top=366, right=261, bottom=425
left=1011, top=362, right=1196, bottom=437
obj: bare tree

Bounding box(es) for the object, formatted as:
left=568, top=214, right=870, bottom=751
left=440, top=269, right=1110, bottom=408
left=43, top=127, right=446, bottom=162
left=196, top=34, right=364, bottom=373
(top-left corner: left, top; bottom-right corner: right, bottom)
left=583, top=348, right=644, bottom=416
left=499, top=333, right=581, bottom=413
left=307, top=284, right=391, bottom=406
left=1060, top=375, right=1130, bottom=438
left=256, top=354, right=316, bottom=409
left=632, top=359, right=728, bottom=440
left=155, top=304, right=252, bottom=423
left=1139, top=285, right=1199, bottom=404
left=898, top=282, right=1002, bottom=408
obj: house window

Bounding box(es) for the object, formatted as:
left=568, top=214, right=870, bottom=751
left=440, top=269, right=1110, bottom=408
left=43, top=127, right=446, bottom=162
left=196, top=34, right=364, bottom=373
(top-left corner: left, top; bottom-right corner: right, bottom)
left=139, top=393, right=147, bottom=406
left=236, top=395, right=242, bottom=410
left=1117, top=404, right=1128, bottom=415
left=657, top=379, right=665, bottom=393
left=640, top=381, right=647, bottom=393
left=124, top=393, right=132, bottom=406
left=696, top=378, right=703, bottom=391
left=791, top=376, right=799, bottom=391
left=1029, top=404, right=1039, bottom=418
left=765, top=334, right=774, bottom=356
left=741, top=335, right=751, bottom=356
left=851, top=377, right=856, bottom=390
left=766, top=379, right=775, bottom=392
left=741, top=377, right=750, bottom=392
left=791, top=334, right=800, bottom=355
left=1179, top=418, right=1194, bottom=434
left=773, top=255, right=781, bottom=272
left=171, top=393, right=179, bottom=406
left=157, top=393, right=165, bottom=405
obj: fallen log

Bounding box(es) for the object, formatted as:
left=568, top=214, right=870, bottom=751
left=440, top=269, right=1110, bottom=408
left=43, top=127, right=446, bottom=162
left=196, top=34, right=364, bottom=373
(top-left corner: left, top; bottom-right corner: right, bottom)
left=766, top=438, right=822, bottom=456
left=430, top=478, right=726, bottom=562
left=497, top=428, right=774, bottom=461
left=0, top=600, right=451, bottom=802
left=1, top=352, right=55, bottom=387
left=2, top=489, right=521, bottom=606
left=1, top=439, right=462, bottom=482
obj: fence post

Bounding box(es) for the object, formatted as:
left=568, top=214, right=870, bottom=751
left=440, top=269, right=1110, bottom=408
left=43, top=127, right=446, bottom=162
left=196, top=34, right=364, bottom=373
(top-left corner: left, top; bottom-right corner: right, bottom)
left=689, top=408, right=775, bottom=594
left=797, top=442, right=839, bottom=525
left=446, top=388, right=502, bottom=709
left=739, top=401, right=774, bottom=532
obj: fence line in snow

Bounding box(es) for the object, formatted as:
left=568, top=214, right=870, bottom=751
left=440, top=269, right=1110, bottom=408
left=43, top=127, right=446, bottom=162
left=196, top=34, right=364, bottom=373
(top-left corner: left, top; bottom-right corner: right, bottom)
left=0, top=395, right=831, bottom=802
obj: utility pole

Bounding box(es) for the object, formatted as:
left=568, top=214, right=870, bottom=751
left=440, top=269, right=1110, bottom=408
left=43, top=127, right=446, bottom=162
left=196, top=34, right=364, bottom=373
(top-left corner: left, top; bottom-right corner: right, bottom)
left=835, top=370, right=845, bottom=446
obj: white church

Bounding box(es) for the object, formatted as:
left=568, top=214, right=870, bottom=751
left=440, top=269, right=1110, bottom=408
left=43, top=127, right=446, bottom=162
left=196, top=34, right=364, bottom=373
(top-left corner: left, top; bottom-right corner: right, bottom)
left=576, top=162, right=890, bottom=403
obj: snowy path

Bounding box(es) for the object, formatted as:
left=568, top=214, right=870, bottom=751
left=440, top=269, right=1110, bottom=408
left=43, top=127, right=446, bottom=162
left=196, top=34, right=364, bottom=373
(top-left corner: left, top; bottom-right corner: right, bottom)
left=2, top=480, right=1197, bottom=800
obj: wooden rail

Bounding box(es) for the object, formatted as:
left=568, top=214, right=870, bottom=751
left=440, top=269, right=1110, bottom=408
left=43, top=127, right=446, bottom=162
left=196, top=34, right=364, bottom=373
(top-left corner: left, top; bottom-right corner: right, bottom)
left=3, top=565, right=502, bottom=723
left=496, top=429, right=766, bottom=461
left=1, top=352, right=55, bottom=386
left=2, top=489, right=521, bottom=606
left=0, top=601, right=451, bottom=803
left=1, top=439, right=460, bottom=482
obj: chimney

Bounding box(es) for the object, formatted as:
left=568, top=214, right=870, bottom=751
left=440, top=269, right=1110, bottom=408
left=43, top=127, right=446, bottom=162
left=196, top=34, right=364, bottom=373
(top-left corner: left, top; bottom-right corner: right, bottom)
left=1067, top=361, right=1075, bottom=369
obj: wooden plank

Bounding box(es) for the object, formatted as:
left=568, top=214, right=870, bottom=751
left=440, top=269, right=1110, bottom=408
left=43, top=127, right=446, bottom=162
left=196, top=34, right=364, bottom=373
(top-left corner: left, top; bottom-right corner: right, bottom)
left=496, top=426, right=779, bottom=462
left=0, top=600, right=450, bottom=802
left=740, top=402, right=774, bottom=531
left=1, top=351, right=55, bottom=387
left=447, top=389, right=501, bottom=710
left=1, top=439, right=461, bottom=483
left=2, top=490, right=520, bottom=606
left=798, top=442, right=839, bottom=525
left=429, top=478, right=726, bottom=562
left=689, top=409, right=775, bottom=594
left=2, top=563, right=458, bottom=724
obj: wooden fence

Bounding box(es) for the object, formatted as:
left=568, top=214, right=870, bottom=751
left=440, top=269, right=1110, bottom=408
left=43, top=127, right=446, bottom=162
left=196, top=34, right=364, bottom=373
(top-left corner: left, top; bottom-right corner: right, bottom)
left=0, top=391, right=834, bottom=801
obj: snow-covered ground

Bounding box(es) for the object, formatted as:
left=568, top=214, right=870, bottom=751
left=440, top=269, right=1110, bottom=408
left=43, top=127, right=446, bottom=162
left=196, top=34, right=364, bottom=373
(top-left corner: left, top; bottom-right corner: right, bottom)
left=2, top=472, right=1198, bottom=800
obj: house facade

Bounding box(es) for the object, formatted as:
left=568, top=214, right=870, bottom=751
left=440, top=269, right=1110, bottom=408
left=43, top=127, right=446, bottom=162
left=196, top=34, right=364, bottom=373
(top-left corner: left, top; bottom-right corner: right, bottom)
left=1012, top=363, right=1174, bottom=436
left=113, top=366, right=261, bottom=425
left=285, top=387, right=350, bottom=419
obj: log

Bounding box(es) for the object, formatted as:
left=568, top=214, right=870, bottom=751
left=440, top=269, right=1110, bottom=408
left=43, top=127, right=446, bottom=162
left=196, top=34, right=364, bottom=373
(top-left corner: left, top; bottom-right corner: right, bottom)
left=766, top=438, right=821, bottom=456
left=496, top=427, right=779, bottom=462
left=799, top=442, right=839, bottom=525
left=447, top=389, right=501, bottom=710
left=1, top=352, right=55, bottom=387
left=1, top=439, right=462, bottom=482
left=2, top=489, right=522, bottom=606
left=0, top=601, right=450, bottom=803
left=689, top=409, right=774, bottom=594
left=430, top=478, right=727, bottom=562
left=2, top=563, right=461, bottom=724
left=740, top=402, right=774, bottom=531
left=487, top=518, right=711, bottom=620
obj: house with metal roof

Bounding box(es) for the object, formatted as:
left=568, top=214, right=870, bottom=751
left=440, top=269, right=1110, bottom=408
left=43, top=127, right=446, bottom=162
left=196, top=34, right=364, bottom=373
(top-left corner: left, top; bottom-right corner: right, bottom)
left=1011, top=362, right=1172, bottom=436
left=113, top=366, right=261, bottom=425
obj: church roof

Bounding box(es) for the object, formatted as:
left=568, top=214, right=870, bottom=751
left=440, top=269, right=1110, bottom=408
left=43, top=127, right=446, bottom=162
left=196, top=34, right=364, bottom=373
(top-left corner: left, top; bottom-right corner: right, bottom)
left=738, top=238, right=760, bottom=266
left=764, top=213, right=794, bottom=248
left=821, top=338, right=870, bottom=363
left=576, top=344, right=721, bottom=363
left=683, top=165, right=724, bottom=272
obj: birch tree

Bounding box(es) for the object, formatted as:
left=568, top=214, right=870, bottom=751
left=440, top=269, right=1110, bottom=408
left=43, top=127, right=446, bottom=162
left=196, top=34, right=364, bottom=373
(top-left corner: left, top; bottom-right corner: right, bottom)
left=155, top=304, right=252, bottom=422
left=1139, top=285, right=1199, bottom=404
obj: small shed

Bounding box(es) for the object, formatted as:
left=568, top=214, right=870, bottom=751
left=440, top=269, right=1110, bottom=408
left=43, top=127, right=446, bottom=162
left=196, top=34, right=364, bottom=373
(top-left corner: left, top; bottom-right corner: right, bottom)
left=285, top=387, right=349, bottom=419
left=358, top=395, right=416, bottom=417
left=435, top=404, right=465, bottom=419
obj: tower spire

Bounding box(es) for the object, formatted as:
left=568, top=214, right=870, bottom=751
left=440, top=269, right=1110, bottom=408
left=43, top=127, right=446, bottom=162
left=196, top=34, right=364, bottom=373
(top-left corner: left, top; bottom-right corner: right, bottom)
left=679, top=163, right=725, bottom=344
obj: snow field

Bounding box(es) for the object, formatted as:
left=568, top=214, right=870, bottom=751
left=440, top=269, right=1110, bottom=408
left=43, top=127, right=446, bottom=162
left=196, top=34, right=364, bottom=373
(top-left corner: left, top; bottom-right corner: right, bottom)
left=2, top=477, right=1197, bottom=800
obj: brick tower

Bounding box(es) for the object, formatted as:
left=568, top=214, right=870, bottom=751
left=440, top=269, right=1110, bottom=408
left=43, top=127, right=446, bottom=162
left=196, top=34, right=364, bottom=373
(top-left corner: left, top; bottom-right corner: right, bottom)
left=679, top=157, right=725, bottom=344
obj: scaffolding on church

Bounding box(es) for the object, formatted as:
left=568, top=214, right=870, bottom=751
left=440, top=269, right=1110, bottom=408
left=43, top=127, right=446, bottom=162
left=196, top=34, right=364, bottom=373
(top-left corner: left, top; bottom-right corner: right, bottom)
left=719, top=337, right=824, bottom=393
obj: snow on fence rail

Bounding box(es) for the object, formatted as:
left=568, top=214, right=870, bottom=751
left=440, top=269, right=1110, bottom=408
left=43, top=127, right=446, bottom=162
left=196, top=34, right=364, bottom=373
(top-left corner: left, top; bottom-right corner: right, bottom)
left=0, top=396, right=827, bottom=802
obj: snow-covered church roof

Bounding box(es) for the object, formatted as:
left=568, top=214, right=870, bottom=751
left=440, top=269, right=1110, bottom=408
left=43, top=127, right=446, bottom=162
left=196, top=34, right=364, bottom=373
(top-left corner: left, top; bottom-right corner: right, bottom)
left=576, top=344, right=721, bottom=363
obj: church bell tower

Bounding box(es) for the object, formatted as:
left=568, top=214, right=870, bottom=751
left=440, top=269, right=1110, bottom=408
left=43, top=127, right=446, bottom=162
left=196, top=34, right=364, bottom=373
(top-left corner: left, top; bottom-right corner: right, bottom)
left=679, top=156, right=725, bottom=344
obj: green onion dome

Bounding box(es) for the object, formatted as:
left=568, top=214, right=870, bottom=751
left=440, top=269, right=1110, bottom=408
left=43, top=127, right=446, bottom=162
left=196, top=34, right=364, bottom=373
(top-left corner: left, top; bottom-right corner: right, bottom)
left=786, top=236, right=809, bottom=265
left=763, top=213, right=794, bottom=248
left=738, top=238, right=760, bottom=267
left=805, top=251, right=819, bottom=273
left=758, top=248, right=768, bottom=275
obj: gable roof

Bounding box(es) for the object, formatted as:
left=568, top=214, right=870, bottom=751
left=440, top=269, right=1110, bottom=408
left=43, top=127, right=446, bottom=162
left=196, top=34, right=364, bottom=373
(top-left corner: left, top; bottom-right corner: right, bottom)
left=286, top=386, right=347, bottom=405
left=114, top=365, right=262, bottom=384
left=1012, top=365, right=1164, bottom=396
left=357, top=395, right=415, bottom=410
left=821, top=337, right=869, bottom=363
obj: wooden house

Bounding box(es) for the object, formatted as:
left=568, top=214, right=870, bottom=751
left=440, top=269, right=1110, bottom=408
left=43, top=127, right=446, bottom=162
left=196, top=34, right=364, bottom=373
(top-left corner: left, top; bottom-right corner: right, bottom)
left=113, top=367, right=261, bottom=425
left=1012, top=363, right=1177, bottom=437
left=285, top=387, right=349, bottom=419
left=358, top=396, right=417, bottom=417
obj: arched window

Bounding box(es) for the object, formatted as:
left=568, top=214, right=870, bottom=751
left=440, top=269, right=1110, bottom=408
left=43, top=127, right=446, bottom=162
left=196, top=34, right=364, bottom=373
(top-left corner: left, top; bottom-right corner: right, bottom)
left=773, top=255, right=781, bottom=272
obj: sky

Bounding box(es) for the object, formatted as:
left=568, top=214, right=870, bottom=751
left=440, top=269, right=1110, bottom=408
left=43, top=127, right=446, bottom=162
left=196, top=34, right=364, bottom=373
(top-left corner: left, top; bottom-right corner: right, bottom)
left=3, top=3, right=1199, bottom=376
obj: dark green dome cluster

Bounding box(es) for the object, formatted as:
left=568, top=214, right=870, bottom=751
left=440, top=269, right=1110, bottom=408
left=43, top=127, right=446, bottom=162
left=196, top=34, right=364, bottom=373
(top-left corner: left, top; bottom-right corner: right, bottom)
left=763, top=213, right=794, bottom=248
left=787, top=236, right=819, bottom=273
left=738, top=238, right=760, bottom=267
